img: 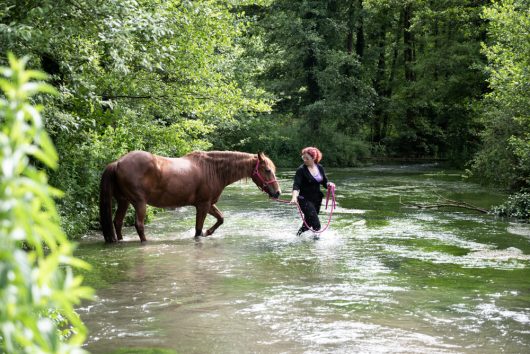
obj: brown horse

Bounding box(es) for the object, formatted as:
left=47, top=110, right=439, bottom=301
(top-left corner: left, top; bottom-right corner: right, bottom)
left=99, top=150, right=281, bottom=243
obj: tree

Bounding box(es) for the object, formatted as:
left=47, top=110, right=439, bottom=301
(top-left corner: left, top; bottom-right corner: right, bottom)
left=239, top=0, right=489, bottom=164
left=238, top=0, right=373, bottom=165
left=364, top=0, right=487, bottom=161
left=473, top=0, right=530, bottom=189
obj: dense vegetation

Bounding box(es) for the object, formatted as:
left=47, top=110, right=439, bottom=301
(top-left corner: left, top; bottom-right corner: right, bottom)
left=1, top=0, right=529, bottom=238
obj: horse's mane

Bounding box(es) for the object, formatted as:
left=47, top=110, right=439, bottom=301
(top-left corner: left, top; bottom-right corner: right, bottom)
left=186, top=151, right=274, bottom=185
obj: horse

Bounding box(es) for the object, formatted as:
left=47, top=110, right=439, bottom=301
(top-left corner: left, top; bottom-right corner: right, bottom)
left=99, top=150, right=281, bottom=243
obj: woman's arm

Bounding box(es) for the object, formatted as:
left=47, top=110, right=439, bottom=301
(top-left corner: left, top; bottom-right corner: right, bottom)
left=290, top=189, right=299, bottom=203
left=293, top=167, right=303, bottom=191
left=291, top=167, right=303, bottom=203
left=319, top=165, right=335, bottom=189
left=319, top=165, right=328, bottom=188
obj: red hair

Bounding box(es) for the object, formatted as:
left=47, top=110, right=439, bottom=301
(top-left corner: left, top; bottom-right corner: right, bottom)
left=301, top=147, right=322, bottom=164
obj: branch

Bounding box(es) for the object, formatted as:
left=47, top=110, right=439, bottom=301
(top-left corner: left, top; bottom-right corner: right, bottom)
left=102, top=95, right=156, bottom=100
left=399, top=195, right=490, bottom=214
left=100, top=92, right=212, bottom=100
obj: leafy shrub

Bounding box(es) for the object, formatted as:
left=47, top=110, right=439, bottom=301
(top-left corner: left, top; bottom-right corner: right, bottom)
left=315, top=131, right=371, bottom=167
left=473, top=0, right=530, bottom=190
left=0, top=54, right=93, bottom=353
left=492, top=192, right=530, bottom=221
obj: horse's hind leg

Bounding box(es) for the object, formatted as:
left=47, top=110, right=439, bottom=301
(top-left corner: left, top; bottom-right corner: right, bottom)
left=114, top=199, right=130, bottom=241
left=133, top=202, right=147, bottom=242
left=205, top=204, right=224, bottom=236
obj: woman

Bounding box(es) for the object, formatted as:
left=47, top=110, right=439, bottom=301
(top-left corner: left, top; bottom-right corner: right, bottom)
left=290, top=147, right=335, bottom=236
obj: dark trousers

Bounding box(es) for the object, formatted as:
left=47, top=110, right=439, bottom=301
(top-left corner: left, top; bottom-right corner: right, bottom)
left=297, top=197, right=322, bottom=233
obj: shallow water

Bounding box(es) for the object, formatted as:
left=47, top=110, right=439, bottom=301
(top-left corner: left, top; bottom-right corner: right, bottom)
left=77, top=164, right=530, bottom=353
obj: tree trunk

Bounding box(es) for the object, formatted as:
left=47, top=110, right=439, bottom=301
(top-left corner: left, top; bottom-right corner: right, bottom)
left=402, top=1, right=417, bottom=147
left=371, top=23, right=388, bottom=143
left=346, top=1, right=355, bottom=54
left=403, top=3, right=415, bottom=82
left=302, top=10, right=321, bottom=132
left=355, top=0, right=365, bottom=59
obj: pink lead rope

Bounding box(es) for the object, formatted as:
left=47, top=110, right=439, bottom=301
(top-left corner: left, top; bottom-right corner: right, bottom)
left=253, top=158, right=336, bottom=234
left=271, top=183, right=336, bottom=235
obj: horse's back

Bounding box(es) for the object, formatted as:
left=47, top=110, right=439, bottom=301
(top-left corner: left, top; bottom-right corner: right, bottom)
left=114, top=150, right=202, bottom=207
left=117, top=150, right=156, bottom=165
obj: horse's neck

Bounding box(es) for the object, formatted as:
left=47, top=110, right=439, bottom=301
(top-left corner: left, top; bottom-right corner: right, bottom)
left=202, top=152, right=255, bottom=187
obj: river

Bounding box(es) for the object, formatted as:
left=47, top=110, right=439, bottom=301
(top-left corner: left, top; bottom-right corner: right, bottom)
left=77, top=164, right=530, bottom=353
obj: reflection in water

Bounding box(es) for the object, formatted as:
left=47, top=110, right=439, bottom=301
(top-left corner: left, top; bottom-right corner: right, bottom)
left=77, top=166, right=530, bottom=353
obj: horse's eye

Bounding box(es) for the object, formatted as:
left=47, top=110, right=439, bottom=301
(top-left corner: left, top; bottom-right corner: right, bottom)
left=265, top=169, right=272, bottom=173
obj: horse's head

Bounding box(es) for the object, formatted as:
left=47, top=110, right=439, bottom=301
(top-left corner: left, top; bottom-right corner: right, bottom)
left=252, top=152, right=281, bottom=199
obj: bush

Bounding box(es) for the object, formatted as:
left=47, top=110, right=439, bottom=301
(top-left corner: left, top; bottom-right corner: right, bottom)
left=314, top=131, right=371, bottom=167
left=492, top=192, right=530, bottom=221
left=0, top=54, right=93, bottom=353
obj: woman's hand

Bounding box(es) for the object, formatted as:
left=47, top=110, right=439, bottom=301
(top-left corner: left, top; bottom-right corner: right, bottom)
left=327, top=182, right=335, bottom=189
left=291, top=190, right=299, bottom=204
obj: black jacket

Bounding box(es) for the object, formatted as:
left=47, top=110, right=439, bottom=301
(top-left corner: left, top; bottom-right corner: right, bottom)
left=292, top=164, right=328, bottom=203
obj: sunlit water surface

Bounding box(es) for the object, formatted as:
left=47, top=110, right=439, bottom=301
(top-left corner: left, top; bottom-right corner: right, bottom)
left=77, top=165, right=530, bottom=353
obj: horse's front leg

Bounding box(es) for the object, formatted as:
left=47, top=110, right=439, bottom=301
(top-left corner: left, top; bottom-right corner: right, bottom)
left=205, top=204, right=224, bottom=236
left=194, top=203, right=210, bottom=237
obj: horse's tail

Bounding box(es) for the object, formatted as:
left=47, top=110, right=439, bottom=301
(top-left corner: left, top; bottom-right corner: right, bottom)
left=99, top=163, right=117, bottom=243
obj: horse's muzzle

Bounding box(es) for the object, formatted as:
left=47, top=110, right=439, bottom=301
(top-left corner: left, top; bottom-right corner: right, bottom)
left=270, top=191, right=281, bottom=199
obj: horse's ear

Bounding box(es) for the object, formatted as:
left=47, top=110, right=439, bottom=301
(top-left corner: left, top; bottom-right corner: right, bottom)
left=257, top=152, right=265, bottom=161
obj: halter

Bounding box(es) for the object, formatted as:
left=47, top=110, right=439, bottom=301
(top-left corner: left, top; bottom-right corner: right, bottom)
left=252, top=158, right=278, bottom=192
